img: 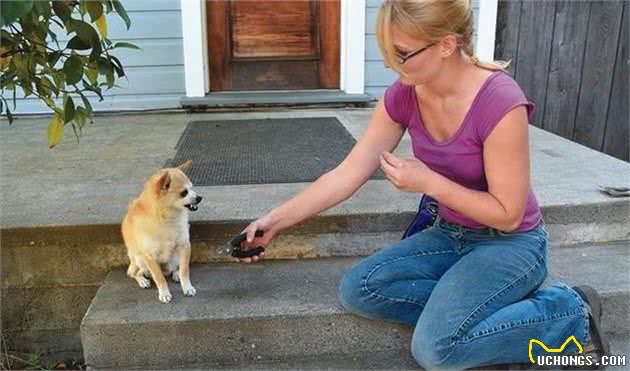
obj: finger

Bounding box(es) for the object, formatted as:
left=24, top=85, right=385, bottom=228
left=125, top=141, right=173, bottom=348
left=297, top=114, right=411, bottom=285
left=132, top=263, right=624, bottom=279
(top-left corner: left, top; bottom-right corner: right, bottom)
left=251, top=255, right=259, bottom=263
left=381, top=151, right=402, bottom=167
left=246, top=228, right=255, bottom=243
left=380, top=155, right=397, bottom=175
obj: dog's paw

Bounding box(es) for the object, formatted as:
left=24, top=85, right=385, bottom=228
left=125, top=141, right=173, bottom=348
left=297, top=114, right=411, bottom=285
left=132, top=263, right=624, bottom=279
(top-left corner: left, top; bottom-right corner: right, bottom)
left=158, top=290, right=172, bottom=303
left=183, top=284, right=196, bottom=297
left=171, top=270, right=180, bottom=283
left=138, top=277, right=151, bottom=289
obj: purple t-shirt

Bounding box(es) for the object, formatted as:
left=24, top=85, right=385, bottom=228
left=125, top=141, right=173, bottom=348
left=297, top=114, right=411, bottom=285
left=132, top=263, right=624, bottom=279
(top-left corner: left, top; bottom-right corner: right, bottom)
left=384, top=70, right=542, bottom=232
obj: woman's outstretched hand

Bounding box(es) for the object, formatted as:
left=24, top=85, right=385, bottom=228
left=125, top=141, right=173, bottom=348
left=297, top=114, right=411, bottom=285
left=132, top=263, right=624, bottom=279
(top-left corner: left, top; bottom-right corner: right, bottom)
left=380, top=151, right=438, bottom=194
left=233, top=213, right=277, bottom=264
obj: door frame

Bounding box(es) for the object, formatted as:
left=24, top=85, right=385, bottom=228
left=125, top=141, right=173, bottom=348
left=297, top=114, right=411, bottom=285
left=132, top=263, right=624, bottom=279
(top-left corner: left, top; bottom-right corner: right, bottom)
left=181, top=0, right=365, bottom=97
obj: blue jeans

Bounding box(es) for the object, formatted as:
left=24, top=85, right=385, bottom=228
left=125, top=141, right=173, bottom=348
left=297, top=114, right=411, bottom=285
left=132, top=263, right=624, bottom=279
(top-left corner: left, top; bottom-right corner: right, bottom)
left=338, top=215, right=591, bottom=370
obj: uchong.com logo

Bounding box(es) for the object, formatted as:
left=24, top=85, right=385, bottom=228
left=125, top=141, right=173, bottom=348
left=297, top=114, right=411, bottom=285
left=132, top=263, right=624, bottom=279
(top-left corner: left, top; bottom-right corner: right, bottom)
left=529, top=336, right=627, bottom=368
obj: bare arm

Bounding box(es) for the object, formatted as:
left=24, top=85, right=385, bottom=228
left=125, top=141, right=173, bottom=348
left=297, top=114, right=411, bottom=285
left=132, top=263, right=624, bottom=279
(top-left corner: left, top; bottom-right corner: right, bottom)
left=268, top=99, right=406, bottom=232
left=429, top=106, right=531, bottom=232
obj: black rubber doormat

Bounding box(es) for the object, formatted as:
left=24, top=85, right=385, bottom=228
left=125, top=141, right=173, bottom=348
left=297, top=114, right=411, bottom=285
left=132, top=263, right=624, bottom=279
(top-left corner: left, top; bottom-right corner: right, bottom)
left=166, top=117, right=385, bottom=186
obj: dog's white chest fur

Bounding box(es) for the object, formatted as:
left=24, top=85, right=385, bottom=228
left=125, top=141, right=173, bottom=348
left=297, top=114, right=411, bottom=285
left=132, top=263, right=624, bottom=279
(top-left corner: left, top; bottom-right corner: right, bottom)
left=142, top=217, right=189, bottom=263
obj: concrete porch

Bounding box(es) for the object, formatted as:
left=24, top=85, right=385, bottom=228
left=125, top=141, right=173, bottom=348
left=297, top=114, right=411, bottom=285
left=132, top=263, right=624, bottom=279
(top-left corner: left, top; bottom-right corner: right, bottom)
left=1, top=108, right=628, bottom=369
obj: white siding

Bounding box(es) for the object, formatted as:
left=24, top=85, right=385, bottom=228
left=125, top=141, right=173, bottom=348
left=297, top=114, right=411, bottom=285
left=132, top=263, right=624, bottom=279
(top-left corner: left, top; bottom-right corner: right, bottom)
left=5, top=0, right=185, bottom=114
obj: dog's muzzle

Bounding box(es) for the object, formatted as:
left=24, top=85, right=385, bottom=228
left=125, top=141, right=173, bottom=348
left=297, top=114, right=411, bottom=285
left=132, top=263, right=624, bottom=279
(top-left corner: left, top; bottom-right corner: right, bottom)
left=184, top=196, right=203, bottom=211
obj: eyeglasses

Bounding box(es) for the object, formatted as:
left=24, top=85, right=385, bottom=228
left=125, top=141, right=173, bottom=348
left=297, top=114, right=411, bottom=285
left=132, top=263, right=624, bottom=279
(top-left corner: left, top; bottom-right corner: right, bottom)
left=396, top=43, right=435, bottom=65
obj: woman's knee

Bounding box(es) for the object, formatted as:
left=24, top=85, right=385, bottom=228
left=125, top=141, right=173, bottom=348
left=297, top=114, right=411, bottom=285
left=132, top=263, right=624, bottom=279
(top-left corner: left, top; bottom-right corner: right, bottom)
left=410, top=306, right=460, bottom=370
left=338, top=262, right=368, bottom=313
left=411, top=326, right=455, bottom=370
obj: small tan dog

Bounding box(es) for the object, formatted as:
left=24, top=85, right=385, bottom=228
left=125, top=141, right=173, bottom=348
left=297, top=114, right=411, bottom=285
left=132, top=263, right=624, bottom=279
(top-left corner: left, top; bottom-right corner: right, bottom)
left=121, top=160, right=202, bottom=303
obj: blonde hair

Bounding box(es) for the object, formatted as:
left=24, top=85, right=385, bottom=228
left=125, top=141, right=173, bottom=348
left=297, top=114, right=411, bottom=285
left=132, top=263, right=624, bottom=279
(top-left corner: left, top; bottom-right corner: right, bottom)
left=376, top=0, right=510, bottom=76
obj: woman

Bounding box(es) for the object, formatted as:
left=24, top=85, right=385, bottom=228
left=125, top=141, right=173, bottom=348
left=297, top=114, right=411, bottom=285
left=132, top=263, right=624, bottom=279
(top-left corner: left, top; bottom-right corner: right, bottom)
left=236, top=0, right=608, bottom=369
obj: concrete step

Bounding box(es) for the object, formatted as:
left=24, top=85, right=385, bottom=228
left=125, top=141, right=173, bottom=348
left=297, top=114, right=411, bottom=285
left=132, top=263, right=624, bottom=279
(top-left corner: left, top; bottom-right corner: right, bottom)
left=106, top=333, right=630, bottom=371
left=81, top=241, right=630, bottom=370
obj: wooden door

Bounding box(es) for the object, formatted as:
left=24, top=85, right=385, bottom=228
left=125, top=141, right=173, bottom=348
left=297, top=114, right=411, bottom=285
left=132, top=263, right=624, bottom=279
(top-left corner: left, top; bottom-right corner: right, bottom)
left=206, top=0, right=340, bottom=91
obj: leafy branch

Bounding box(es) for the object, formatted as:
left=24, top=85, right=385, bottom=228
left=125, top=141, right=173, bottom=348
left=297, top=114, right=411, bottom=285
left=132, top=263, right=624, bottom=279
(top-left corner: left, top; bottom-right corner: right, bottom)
left=0, top=0, right=141, bottom=148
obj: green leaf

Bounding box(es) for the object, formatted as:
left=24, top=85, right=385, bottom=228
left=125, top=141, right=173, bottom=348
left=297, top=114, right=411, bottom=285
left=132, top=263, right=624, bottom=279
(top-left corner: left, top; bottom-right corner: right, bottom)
left=48, top=51, right=63, bottom=67
left=33, top=18, right=48, bottom=42
left=63, top=95, right=75, bottom=123
left=23, top=81, right=33, bottom=98
left=89, top=41, right=102, bottom=62
left=112, top=42, right=141, bottom=50
left=51, top=1, right=72, bottom=23
left=63, top=55, right=84, bottom=85
left=75, top=106, right=87, bottom=128
left=47, top=113, right=65, bottom=148
left=68, top=19, right=100, bottom=45
left=12, top=54, right=28, bottom=78
left=43, top=95, right=54, bottom=108
left=1, top=1, right=33, bottom=26
left=96, top=57, right=113, bottom=75
left=79, top=91, right=93, bottom=114
left=40, top=76, right=58, bottom=96
left=86, top=67, right=98, bottom=84
left=66, top=36, right=92, bottom=50
left=35, top=78, right=47, bottom=97
left=112, top=0, right=131, bottom=30
left=104, top=1, right=113, bottom=13
left=5, top=106, right=13, bottom=125
left=79, top=1, right=87, bottom=16
left=53, top=106, right=64, bottom=119
left=33, top=53, right=48, bottom=68
left=33, top=1, right=51, bottom=17
left=86, top=1, right=104, bottom=23
left=105, top=71, right=114, bottom=89
left=52, top=72, right=65, bottom=90
left=71, top=122, right=80, bottom=143
left=1, top=29, right=13, bottom=46
left=82, top=79, right=103, bottom=101
left=109, top=55, right=125, bottom=78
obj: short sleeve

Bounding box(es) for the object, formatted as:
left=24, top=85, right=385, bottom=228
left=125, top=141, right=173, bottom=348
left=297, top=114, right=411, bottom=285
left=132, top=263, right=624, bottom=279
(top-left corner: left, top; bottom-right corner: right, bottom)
left=383, top=79, right=414, bottom=128
left=476, top=77, right=536, bottom=142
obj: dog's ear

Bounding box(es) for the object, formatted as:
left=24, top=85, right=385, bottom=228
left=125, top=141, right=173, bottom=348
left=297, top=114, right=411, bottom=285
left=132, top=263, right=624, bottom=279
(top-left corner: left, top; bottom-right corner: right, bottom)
left=177, top=160, right=192, bottom=174
left=156, top=171, right=171, bottom=193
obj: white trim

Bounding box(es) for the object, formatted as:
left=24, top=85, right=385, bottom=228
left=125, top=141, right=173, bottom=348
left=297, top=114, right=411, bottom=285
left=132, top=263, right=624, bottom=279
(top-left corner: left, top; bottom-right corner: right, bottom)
left=476, top=0, right=498, bottom=61
left=181, top=0, right=208, bottom=97
left=340, top=0, right=366, bottom=94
